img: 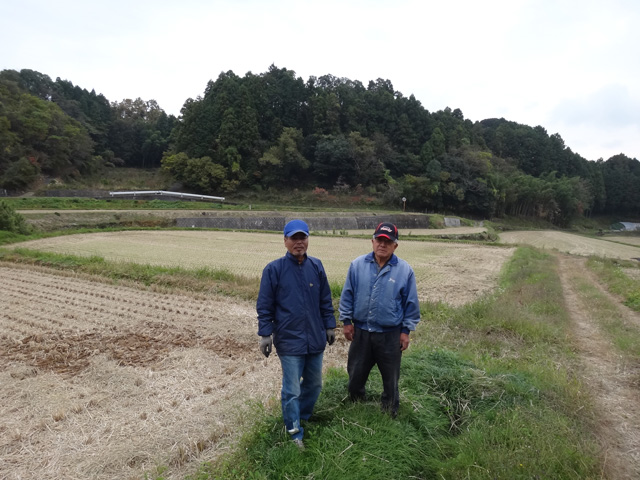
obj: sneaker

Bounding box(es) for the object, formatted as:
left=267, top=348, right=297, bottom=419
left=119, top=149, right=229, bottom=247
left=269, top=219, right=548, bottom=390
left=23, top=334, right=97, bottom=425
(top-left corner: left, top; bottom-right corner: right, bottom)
left=292, top=438, right=305, bottom=450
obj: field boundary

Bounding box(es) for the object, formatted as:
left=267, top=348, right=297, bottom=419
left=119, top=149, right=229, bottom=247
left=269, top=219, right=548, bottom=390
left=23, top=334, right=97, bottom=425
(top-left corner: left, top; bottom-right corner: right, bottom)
left=175, top=214, right=430, bottom=231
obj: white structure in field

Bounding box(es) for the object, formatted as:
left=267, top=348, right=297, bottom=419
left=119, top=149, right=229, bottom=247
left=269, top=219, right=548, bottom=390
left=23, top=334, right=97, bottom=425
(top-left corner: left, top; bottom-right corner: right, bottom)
left=109, top=190, right=225, bottom=202
left=611, top=222, right=640, bottom=231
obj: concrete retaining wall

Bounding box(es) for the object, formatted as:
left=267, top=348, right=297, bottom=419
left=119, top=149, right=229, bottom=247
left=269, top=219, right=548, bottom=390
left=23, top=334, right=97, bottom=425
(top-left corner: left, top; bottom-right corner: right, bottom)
left=176, top=214, right=429, bottom=232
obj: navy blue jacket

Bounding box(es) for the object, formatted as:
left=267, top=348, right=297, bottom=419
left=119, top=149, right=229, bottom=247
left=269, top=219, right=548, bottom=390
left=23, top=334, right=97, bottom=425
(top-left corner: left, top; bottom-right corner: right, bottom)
left=257, top=252, right=336, bottom=355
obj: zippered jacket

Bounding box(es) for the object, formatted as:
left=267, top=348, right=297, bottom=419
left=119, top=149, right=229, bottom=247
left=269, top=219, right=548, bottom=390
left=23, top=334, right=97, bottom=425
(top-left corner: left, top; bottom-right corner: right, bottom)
left=339, top=252, right=420, bottom=334
left=257, top=252, right=336, bottom=355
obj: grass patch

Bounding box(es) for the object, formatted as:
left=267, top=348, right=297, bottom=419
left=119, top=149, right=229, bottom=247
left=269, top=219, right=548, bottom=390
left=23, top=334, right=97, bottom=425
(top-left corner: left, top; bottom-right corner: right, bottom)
left=0, top=248, right=260, bottom=301
left=573, top=275, right=640, bottom=357
left=586, top=256, right=640, bottom=311
left=183, top=246, right=600, bottom=480
left=0, top=230, right=30, bottom=245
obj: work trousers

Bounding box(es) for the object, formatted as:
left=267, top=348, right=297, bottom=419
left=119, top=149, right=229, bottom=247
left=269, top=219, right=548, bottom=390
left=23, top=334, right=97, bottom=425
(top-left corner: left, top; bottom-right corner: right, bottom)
left=347, top=327, right=402, bottom=415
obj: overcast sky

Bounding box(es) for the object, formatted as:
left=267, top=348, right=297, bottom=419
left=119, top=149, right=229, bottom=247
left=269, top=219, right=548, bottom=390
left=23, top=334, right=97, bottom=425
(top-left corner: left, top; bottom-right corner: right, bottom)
left=2, top=0, right=639, bottom=161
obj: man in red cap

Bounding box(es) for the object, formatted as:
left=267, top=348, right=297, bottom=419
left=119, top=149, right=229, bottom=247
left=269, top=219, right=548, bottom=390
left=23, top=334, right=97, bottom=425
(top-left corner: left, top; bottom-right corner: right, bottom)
left=339, top=222, right=420, bottom=417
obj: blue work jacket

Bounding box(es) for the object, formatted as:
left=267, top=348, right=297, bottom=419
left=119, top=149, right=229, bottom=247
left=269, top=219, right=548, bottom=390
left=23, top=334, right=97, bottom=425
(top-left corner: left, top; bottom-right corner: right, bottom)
left=257, top=252, right=336, bottom=355
left=339, top=252, right=420, bottom=334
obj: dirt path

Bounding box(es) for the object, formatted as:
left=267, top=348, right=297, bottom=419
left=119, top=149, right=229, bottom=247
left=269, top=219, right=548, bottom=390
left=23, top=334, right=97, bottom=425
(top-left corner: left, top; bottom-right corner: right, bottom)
left=556, top=254, right=640, bottom=479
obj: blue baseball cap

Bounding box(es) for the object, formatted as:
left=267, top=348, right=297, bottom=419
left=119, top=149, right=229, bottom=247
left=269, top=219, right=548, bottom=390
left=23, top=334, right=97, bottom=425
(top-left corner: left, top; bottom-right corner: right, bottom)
left=284, top=219, right=309, bottom=237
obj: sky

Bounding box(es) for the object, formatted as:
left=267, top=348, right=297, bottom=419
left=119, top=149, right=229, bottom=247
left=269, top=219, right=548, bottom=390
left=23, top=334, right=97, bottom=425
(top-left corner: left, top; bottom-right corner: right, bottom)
left=2, top=0, right=639, bottom=162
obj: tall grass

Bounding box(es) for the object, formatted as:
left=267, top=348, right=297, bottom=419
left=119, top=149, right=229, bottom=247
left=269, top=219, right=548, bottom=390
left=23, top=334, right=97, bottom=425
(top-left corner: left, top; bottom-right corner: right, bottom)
left=185, top=247, right=600, bottom=480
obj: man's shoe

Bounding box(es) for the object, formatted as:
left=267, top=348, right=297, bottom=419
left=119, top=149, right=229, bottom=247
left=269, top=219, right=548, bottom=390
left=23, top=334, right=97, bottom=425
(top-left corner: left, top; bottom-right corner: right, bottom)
left=292, top=438, right=305, bottom=450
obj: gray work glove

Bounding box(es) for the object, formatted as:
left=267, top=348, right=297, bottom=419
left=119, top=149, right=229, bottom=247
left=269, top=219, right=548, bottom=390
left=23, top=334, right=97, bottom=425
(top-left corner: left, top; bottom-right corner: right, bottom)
left=326, top=329, right=336, bottom=346
left=259, top=335, right=272, bottom=357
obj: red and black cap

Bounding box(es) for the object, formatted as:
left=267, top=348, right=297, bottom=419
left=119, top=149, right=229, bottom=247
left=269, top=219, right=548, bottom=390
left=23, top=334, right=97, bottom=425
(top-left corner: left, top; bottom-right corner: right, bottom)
left=373, top=222, right=398, bottom=242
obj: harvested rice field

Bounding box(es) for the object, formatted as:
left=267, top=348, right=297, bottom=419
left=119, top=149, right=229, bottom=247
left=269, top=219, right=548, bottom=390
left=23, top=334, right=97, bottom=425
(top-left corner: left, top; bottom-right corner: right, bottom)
left=499, top=230, right=640, bottom=260
left=1, top=231, right=515, bottom=479
left=9, top=230, right=514, bottom=306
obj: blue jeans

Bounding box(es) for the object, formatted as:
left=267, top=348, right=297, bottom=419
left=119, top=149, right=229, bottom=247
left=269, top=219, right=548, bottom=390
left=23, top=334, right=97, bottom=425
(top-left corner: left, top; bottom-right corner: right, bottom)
left=279, top=352, right=324, bottom=440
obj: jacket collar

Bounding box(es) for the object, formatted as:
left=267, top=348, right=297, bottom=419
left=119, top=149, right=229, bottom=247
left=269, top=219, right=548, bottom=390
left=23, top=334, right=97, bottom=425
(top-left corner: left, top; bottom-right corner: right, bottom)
left=365, top=251, right=398, bottom=266
left=286, top=251, right=307, bottom=263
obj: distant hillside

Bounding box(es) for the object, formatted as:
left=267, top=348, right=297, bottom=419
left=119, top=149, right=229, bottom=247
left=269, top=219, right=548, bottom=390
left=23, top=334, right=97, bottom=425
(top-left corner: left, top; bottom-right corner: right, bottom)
left=1, top=66, right=639, bottom=224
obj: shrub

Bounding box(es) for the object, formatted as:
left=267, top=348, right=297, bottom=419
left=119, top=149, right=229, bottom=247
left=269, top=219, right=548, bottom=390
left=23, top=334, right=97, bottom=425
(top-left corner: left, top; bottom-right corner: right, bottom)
left=0, top=201, right=32, bottom=234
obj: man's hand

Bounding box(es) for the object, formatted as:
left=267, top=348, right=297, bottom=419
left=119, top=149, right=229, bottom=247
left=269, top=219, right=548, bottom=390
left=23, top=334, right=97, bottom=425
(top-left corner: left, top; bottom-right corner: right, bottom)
left=259, top=335, right=272, bottom=357
left=326, top=329, right=336, bottom=345
left=400, top=333, right=410, bottom=351
left=343, top=324, right=354, bottom=342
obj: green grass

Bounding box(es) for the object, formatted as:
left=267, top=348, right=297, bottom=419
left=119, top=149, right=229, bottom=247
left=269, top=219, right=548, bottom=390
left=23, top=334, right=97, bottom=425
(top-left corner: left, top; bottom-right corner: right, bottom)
left=0, top=230, right=30, bottom=245
left=573, top=277, right=640, bottom=356
left=586, top=256, right=640, bottom=311
left=180, top=247, right=599, bottom=480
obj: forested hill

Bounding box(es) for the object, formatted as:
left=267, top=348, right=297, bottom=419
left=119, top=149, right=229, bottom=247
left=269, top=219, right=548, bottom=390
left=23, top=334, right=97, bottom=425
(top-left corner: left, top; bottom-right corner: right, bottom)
left=1, top=66, right=639, bottom=225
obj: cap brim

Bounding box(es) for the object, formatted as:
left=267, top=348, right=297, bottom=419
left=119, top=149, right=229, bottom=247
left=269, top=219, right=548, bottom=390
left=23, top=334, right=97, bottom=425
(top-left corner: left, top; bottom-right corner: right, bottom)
left=374, top=234, right=395, bottom=241
left=286, top=229, right=309, bottom=237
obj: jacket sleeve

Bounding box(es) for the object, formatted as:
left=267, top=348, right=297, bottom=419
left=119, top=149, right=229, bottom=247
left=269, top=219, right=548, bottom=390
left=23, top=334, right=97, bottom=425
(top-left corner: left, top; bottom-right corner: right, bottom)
left=338, top=262, right=356, bottom=325
left=317, top=262, right=337, bottom=329
left=401, top=267, right=421, bottom=333
left=256, top=263, right=276, bottom=336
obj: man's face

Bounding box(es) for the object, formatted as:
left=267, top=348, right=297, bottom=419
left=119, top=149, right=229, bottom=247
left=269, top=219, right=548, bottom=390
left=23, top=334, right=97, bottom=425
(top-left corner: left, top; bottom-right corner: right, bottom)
left=372, top=236, right=398, bottom=263
left=285, top=232, right=309, bottom=258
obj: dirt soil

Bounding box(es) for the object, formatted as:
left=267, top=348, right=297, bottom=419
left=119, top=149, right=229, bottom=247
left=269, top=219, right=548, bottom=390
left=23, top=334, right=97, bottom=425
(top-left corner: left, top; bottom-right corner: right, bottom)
left=556, top=254, right=640, bottom=479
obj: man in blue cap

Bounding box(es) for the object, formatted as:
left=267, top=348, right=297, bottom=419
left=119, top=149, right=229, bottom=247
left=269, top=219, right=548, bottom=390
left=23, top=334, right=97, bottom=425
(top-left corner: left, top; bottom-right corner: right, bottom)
left=257, top=219, right=337, bottom=449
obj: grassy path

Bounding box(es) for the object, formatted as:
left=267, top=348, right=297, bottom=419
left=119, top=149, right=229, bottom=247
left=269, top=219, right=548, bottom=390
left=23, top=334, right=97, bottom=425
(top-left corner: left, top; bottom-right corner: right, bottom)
left=557, top=254, right=640, bottom=479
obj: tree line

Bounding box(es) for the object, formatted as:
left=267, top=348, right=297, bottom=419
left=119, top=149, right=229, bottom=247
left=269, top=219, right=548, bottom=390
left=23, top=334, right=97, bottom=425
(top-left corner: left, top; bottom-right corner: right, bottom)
left=1, top=66, right=639, bottom=225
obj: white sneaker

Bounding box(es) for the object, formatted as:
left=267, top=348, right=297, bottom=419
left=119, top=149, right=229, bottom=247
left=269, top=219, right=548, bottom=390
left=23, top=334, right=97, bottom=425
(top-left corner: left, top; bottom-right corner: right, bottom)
left=292, top=438, right=305, bottom=450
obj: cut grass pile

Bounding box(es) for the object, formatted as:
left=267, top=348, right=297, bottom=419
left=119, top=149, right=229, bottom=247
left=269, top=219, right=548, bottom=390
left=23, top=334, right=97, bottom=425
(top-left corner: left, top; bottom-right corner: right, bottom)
left=187, top=247, right=600, bottom=480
